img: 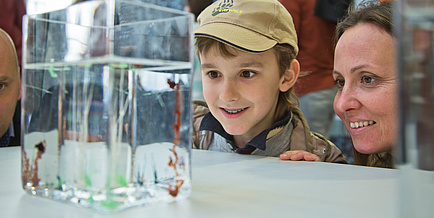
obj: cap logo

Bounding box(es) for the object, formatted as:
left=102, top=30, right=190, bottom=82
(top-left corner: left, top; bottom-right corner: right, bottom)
left=212, top=0, right=243, bottom=16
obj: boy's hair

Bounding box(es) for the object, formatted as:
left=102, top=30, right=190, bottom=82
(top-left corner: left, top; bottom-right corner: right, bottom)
left=195, top=37, right=299, bottom=122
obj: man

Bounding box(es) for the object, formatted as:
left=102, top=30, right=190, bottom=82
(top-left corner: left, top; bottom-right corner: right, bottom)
left=0, top=28, right=21, bottom=147
left=0, top=0, right=26, bottom=146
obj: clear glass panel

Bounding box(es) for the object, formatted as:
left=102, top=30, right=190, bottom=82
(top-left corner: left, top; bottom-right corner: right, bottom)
left=21, top=0, right=193, bottom=212
left=396, top=0, right=434, bottom=217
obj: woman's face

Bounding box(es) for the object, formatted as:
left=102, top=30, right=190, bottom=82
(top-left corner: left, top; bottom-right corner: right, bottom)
left=333, top=23, right=398, bottom=154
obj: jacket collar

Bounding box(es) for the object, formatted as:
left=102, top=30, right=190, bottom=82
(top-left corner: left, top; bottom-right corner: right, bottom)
left=199, top=111, right=292, bottom=151
left=0, top=127, right=11, bottom=147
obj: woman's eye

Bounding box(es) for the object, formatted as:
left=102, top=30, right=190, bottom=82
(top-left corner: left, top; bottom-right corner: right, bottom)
left=361, top=75, right=376, bottom=85
left=207, top=71, right=220, bottom=79
left=0, top=84, right=5, bottom=91
left=334, top=78, right=345, bottom=88
left=240, top=71, right=255, bottom=78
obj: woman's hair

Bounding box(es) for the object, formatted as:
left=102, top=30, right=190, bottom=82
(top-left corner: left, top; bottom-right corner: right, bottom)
left=335, top=1, right=393, bottom=42
left=353, top=151, right=394, bottom=168
left=336, top=0, right=395, bottom=168
left=195, top=37, right=299, bottom=122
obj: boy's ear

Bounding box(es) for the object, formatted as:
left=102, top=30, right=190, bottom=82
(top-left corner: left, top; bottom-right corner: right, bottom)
left=279, top=59, right=299, bottom=92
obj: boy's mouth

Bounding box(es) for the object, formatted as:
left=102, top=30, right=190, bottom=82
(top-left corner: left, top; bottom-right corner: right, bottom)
left=222, top=108, right=246, bottom=114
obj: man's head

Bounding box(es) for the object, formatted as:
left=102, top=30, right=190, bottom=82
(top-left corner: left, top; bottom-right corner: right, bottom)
left=0, top=28, right=21, bottom=138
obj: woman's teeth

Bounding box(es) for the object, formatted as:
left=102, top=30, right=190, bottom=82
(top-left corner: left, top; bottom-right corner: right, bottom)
left=224, top=108, right=245, bottom=114
left=350, top=120, right=375, bottom=129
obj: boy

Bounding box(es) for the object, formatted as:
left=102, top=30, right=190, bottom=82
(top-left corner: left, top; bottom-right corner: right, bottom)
left=192, top=0, right=346, bottom=163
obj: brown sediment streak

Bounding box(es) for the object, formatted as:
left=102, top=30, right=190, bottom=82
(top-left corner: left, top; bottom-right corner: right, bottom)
left=21, top=150, right=31, bottom=188
left=22, top=140, right=46, bottom=188
left=31, top=140, right=46, bottom=186
left=167, top=79, right=183, bottom=197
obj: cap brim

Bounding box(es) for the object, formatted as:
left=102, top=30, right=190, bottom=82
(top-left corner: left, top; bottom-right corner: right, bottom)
left=194, top=22, right=277, bottom=52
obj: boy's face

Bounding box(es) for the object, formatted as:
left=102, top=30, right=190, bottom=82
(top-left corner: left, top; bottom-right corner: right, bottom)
left=200, top=47, right=286, bottom=140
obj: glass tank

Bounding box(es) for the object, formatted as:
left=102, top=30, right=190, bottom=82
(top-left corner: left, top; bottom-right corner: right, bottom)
left=21, top=0, right=194, bottom=212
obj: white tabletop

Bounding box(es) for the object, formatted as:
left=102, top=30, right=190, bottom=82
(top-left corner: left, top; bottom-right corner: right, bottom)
left=0, top=146, right=400, bottom=218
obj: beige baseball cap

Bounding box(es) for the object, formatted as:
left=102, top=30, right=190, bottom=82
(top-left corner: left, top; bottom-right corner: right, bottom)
left=195, top=0, right=298, bottom=54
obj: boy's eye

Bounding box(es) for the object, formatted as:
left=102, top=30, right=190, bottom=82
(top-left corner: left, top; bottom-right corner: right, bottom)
left=207, top=71, right=220, bottom=79
left=240, top=71, right=255, bottom=78
left=334, top=78, right=345, bottom=89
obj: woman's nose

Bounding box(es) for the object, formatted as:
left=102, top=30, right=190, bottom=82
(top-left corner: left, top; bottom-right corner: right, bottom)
left=334, top=85, right=360, bottom=113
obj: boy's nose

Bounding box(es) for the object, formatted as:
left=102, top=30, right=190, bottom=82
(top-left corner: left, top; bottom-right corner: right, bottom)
left=219, top=80, right=240, bottom=102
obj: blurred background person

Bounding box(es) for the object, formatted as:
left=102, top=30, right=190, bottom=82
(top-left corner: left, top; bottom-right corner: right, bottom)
left=0, top=28, right=21, bottom=147
left=185, top=0, right=213, bottom=101
left=280, top=0, right=352, bottom=162
left=0, top=0, right=26, bottom=146
left=280, top=0, right=351, bottom=140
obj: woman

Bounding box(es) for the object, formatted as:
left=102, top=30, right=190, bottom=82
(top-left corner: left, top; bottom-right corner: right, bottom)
left=333, top=1, right=397, bottom=168
left=281, top=1, right=397, bottom=167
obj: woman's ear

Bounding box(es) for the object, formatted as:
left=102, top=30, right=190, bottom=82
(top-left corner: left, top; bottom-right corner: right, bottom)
left=279, top=59, right=300, bottom=92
